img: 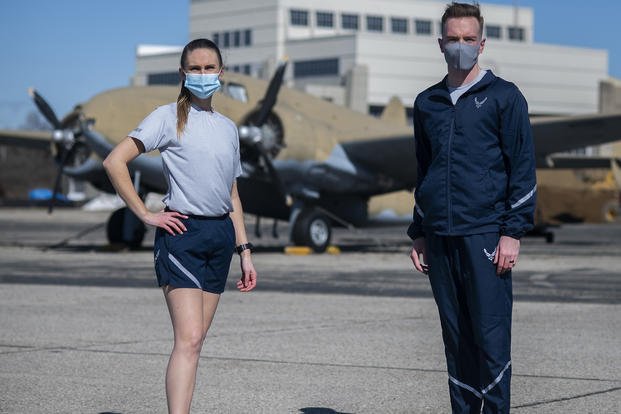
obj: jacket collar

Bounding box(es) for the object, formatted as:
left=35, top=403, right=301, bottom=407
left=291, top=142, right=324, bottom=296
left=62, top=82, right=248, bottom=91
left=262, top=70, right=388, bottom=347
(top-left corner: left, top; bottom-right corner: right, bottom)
left=430, top=70, right=497, bottom=100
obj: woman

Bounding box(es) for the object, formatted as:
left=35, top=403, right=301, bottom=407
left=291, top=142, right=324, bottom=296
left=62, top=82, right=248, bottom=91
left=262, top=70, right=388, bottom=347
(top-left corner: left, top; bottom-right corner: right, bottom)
left=103, top=38, right=257, bottom=414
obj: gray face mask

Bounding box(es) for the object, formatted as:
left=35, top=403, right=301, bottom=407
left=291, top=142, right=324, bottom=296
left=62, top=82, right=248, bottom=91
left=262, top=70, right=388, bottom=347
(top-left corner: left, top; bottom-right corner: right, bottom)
left=443, top=42, right=480, bottom=71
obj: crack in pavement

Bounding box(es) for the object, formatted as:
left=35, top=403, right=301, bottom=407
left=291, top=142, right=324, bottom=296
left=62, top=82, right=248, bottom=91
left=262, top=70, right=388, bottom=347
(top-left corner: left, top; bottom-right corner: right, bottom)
left=512, top=386, right=621, bottom=410
left=2, top=345, right=619, bottom=384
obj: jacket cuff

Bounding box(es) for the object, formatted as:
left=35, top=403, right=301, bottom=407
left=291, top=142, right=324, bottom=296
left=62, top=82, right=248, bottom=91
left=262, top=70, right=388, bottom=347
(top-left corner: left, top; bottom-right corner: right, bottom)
left=407, top=223, right=425, bottom=241
left=500, top=228, right=525, bottom=240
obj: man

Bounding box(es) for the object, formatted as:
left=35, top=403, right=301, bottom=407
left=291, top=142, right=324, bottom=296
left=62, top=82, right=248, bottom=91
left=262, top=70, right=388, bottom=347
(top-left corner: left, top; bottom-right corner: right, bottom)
left=408, top=2, right=536, bottom=413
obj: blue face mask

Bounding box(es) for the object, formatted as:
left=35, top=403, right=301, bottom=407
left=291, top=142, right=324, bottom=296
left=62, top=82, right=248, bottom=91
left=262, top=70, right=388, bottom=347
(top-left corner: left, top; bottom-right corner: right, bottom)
left=184, top=72, right=221, bottom=99
left=443, top=42, right=480, bottom=71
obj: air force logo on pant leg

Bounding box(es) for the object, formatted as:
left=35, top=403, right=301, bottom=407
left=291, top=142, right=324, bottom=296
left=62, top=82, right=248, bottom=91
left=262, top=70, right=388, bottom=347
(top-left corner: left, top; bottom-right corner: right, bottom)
left=483, top=247, right=496, bottom=262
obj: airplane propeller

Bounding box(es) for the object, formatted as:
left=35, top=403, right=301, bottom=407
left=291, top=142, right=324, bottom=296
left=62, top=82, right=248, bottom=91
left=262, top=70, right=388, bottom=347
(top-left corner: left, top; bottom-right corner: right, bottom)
left=28, top=88, right=89, bottom=213
left=253, top=59, right=288, bottom=127
left=238, top=61, right=289, bottom=204
left=29, top=88, right=62, bottom=130
left=239, top=61, right=287, bottom=157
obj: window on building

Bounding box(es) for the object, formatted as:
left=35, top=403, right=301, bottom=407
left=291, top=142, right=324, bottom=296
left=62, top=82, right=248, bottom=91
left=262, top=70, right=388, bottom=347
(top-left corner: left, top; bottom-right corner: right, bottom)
left=244, top=29, right=252, bottom=46
left=341, top=13, right=359, bottom=30
left=290, top=9, right=309, bottom=26
left=486, top=25, right=501, bottom=39
left=508, top=26, right=525, bottom=41
left=222, top=82, right=248, bottom=102
left=368, top=105, right=384, bottom=118
left=147, top=72, right=179, bottom=86
left=366, top=15, right=383, bottom=32
left=391, top=17, right=408, bottom=34
left=243, top=64, right=251, bottom=75
left=212, top=32, right=220, bottom=46
left=415, top=19, right=432, bottom=35
left=233, top=30, right=240, bottom=47
left=438, top=21, right=444, bottom=36
left=316, top=11, right=334, bottom=28
left=223, top=32, right=230, bottom=48
left=293, top=58, right=339, bottom=78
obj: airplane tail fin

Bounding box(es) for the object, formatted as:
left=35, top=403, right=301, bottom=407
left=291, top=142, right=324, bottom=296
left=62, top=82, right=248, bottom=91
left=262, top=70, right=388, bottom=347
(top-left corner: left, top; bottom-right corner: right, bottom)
left=380, top=96, right=407, bottom=126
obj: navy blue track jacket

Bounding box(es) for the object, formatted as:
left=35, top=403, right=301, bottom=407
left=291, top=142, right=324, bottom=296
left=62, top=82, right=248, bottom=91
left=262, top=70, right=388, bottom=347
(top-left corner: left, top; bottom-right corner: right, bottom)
left=407, top=71, right=536, bottom=240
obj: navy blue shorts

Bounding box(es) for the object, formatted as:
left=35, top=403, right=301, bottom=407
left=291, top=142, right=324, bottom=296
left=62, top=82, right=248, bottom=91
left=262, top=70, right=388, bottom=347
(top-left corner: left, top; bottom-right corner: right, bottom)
left=153, top=214, right=235, bottom=294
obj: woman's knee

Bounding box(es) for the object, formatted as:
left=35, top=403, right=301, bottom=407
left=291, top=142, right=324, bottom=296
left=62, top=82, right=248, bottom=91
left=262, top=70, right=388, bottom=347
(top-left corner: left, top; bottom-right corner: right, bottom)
left=174, top=328, right=205, bottom=355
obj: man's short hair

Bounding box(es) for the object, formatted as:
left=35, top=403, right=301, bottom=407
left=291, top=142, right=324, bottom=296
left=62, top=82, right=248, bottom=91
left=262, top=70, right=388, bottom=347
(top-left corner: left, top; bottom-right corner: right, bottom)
left=441, top=2, right=484, bottom=37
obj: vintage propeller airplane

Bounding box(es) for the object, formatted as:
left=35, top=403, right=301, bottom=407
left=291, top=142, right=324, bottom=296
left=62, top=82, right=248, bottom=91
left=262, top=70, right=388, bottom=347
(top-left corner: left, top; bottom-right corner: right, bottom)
left=1, top=62, right=621, bottom=251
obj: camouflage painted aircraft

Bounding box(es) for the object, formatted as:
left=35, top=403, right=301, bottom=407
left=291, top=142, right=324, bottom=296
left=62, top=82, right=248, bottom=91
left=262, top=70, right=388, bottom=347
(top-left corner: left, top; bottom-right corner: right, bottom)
left=1, top=62, right=621, bottom=251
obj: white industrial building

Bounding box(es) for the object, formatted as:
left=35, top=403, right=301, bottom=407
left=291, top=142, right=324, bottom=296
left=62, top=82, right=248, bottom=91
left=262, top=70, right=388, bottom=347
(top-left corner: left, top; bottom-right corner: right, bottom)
left=133, top=0, right=609, bottom=119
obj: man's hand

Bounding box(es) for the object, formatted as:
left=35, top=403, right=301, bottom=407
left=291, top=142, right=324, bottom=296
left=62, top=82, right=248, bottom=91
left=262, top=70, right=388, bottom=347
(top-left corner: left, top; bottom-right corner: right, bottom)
left=410, top=237, right=429, bottom=274
left=494, top=235, right=520, bottom=275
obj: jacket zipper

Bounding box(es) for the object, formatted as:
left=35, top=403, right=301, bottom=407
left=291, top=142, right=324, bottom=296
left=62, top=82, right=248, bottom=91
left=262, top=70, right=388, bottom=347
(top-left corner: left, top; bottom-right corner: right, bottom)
left=447, top=115, right=455, bottom=233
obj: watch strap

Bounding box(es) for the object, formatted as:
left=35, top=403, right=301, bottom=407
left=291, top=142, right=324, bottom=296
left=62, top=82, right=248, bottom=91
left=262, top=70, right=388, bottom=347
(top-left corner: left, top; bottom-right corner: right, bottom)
left=235, top=242, right=254, bottom=254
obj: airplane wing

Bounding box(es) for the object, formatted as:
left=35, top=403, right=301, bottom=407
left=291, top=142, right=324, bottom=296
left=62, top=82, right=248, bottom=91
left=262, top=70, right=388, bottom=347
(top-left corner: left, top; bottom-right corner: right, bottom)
left=269, top=135, right=416, bottom=202
left=0, top=129, right=51, bottom=150
left=544, top=155, right=621, bottom=169
left=337, top=135, right=416, bottom=189
left=531, top=113, right=621, bottom=167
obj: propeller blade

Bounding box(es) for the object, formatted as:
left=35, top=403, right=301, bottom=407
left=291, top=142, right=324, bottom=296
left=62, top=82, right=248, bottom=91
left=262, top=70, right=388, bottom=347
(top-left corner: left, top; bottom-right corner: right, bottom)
left=256, top=142, right=288, bottom=205
left=253, top=60, right=288, bottom=127
left=48, top=144, right=76, bottom=214
left=28, top=88, right=62, bottom=130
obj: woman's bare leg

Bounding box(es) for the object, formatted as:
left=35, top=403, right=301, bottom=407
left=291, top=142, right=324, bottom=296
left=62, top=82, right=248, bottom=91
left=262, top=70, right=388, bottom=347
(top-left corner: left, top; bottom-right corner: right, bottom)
left=163, top=286, right=205, bottom=414
left=201, top=291, right=220, bottom=336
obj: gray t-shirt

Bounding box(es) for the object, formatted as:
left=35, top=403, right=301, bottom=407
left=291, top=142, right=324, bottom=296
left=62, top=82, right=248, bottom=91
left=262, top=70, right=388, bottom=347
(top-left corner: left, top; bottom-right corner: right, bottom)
left=129, top=103, right=243, bottom=216
left=448, top=69, right=488, bottom=104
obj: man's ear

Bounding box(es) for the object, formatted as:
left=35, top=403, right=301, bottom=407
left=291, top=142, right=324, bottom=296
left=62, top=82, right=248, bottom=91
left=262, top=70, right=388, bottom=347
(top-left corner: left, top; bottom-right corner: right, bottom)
left=479, top=38, right=486, bottom=54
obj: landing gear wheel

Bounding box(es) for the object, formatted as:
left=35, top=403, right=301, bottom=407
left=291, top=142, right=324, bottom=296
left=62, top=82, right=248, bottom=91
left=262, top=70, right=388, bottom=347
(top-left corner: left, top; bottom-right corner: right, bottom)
left=602, top=200, right=621, bottom=223
left=107, top=207, right=146, bottom=249
left=545, top=231, right=555, bottom=243
left=292, top=209, right=332, bottom=253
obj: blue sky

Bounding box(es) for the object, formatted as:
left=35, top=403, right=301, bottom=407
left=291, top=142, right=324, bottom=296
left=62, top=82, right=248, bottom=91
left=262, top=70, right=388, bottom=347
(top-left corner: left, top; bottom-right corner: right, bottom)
left=1, top=0, right=619, bottom=129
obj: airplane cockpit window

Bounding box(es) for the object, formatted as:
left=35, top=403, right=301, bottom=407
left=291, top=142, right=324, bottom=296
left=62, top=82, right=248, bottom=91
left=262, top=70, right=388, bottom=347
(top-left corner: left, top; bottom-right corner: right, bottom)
left=222, top=82, right=248, bottom=103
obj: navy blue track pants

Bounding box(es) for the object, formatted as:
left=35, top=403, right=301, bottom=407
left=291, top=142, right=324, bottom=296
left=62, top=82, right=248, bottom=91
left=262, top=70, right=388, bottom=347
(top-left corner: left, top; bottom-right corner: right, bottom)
left=426, top=232, right=512, bottom=414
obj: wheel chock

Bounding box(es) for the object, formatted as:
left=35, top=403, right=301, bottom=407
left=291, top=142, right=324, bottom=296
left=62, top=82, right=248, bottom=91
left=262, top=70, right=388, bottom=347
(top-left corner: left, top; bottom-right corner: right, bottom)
left=326, top=245, right=341, bottom=255
left=284, top=246, right=313, bottom=255
left=284, top=245, right=341, bottom=255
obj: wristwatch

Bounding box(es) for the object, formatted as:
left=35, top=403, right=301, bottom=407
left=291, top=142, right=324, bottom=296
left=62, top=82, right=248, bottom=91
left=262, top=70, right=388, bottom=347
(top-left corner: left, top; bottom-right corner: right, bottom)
left=235, top=242, right=254, bottom=255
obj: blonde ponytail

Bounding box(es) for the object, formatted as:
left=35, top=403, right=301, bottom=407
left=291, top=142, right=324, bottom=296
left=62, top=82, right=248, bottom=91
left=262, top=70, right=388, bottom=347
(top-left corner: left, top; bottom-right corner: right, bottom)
left=176, top=87, right=192, bottom=138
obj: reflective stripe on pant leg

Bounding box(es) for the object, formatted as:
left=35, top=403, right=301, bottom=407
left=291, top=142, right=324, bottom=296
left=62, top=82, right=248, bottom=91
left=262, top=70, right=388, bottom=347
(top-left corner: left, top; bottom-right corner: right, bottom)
left=482, top=360, right=511, bottom=395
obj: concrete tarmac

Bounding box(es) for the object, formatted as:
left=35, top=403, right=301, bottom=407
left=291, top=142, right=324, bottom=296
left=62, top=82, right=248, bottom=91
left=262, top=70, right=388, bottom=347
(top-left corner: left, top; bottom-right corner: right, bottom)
left=0, top=208, right=619, bottom=413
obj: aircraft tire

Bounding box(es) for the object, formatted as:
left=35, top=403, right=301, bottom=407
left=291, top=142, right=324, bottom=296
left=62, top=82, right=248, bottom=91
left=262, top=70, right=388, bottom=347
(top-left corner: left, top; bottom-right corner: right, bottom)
left=106, top=207, right=146, bottom=249
left=291, top=209, right=331, bottom=253
left=545, top=232, right=555, bottom=243
left=602, top=200, right=621, bottom=223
